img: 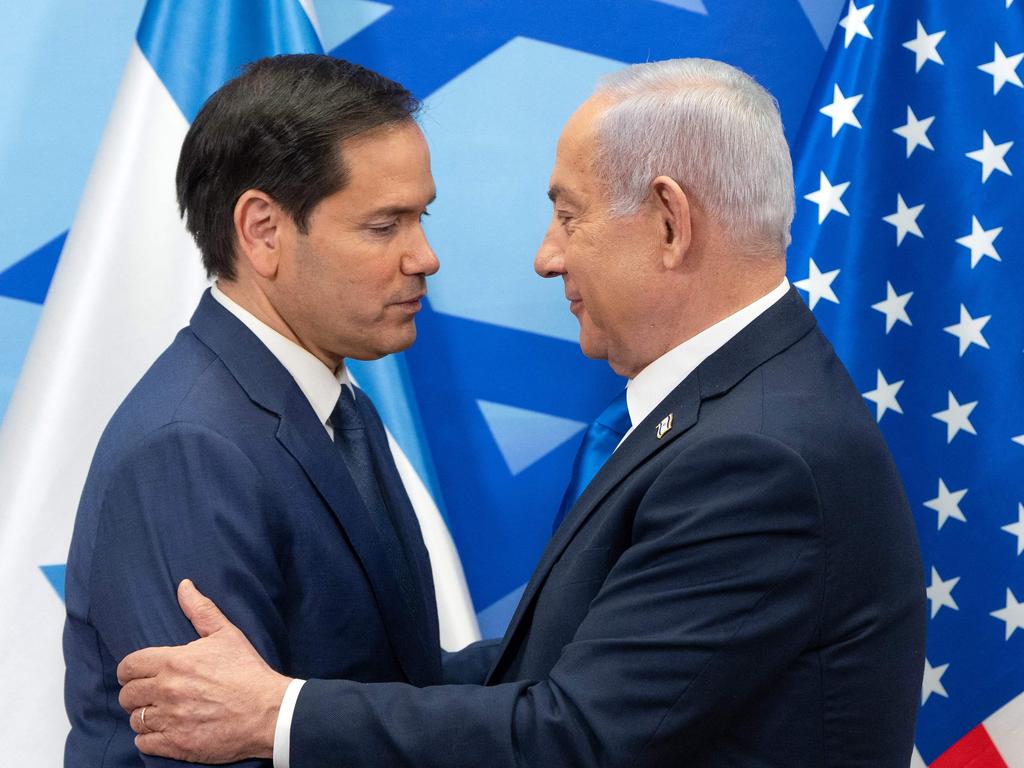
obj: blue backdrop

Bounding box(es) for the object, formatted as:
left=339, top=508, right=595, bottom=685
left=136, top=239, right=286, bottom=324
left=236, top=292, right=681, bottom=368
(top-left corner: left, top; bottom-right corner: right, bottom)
left=11, top=1, right=1021, bottom=763
left=0, top=0, right=845, bottom=633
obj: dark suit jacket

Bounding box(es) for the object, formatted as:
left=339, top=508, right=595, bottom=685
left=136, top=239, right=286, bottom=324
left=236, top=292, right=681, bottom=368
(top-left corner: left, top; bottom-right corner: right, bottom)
left=292, top=287, right=926, bottom=767
left=63, top=290, right=441, bottom=767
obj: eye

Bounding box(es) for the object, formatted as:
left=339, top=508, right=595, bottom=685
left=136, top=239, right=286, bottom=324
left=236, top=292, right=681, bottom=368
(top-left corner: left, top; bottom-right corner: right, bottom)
left=368, top=221, right=398, bottom=236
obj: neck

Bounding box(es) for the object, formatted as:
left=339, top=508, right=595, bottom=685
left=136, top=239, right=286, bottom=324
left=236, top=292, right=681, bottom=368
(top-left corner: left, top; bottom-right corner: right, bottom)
left=681, top=267, right=783, bottom=338
left=624, top=261, right=784, bottom=378
left=216, top=278, right=342, bottom=372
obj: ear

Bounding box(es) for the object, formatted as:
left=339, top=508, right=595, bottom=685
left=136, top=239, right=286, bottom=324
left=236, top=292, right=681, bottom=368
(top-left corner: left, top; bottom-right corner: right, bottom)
left=233, top=189, right=286, bottom=279
left=650, top=176, right=692, bottom=270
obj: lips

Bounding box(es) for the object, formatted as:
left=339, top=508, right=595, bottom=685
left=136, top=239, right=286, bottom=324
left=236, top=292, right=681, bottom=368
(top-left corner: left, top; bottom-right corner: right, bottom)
left=391, top=293, right=425, bottom=311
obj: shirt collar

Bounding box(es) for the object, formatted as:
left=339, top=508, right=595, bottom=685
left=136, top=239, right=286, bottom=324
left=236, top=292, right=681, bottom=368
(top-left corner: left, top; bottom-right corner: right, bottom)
left=211, top=284, right=350, bottom=430
left=625, top=278, right=790, bottom=432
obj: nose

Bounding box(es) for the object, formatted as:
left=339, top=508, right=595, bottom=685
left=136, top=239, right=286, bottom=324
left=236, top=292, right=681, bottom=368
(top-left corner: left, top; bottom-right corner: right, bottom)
left=534, top=218, right=565, bottom=279
left=404, top=223, right=440, bottom=276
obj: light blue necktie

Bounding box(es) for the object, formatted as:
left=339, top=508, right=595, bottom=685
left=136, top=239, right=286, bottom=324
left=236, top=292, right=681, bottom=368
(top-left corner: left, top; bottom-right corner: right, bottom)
left=553, top=389, right=631, bottom=531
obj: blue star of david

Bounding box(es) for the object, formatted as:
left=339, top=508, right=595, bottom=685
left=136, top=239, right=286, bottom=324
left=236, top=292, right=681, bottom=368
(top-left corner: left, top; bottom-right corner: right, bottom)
left=7, top=0, right=842, bottom=621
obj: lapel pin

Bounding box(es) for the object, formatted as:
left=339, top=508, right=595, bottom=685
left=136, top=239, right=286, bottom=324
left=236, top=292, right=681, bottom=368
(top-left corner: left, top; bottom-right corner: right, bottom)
left=656, top=413, right=673, bottom=439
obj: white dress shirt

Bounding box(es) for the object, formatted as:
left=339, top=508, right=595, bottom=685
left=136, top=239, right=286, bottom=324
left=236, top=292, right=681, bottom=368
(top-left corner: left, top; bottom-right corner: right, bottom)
left=211, top=284, right=350, bottom=767
left=269, top=278, right=790, bottom=767
left=211, top=284, right=352, bottom=438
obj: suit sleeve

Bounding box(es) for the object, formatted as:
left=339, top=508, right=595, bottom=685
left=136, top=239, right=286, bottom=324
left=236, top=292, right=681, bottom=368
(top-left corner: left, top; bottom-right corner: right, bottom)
left=89, top=422, right=287, bottom=768
left=290, top=432, right=825, bottom=768
left=441, top=639, right=503, bottom=685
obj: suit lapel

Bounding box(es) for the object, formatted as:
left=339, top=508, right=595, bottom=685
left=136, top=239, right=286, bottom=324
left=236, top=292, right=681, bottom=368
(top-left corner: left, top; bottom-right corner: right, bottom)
left=487, top=378, right=702, bottom=683
left=487, top=287, right=818, bottom=683
left=189, top=291, right=437, bottom=686
left=274, top=403, right=437, bottom=685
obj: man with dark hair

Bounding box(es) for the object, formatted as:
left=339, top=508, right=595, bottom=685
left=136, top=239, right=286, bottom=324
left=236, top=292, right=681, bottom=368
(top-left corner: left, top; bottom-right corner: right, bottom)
left=63, top=54, right=443, bottom=767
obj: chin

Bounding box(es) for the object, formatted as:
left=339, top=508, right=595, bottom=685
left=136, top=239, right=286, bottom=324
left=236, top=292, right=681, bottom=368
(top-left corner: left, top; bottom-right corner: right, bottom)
left=393, top=322, right=417, bottom=352
left=577, top=327, right=609, bottom=362
left=355, top=325, right=417, bottom=360
left=578, top=343, right=610, bottom=363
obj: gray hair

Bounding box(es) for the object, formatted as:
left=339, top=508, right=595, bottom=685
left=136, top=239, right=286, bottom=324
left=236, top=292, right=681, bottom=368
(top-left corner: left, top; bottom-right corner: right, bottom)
left=592, top=58, right=794, bottom=251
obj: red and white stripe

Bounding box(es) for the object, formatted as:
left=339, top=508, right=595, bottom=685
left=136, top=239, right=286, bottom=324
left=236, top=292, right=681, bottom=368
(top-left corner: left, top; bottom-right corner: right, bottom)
left=919, top=692, right=1024, bottom=767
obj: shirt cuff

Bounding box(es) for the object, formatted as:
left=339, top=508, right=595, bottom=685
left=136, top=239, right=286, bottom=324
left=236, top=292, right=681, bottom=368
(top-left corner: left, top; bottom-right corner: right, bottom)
left=273, top=678, right=306, bottom=768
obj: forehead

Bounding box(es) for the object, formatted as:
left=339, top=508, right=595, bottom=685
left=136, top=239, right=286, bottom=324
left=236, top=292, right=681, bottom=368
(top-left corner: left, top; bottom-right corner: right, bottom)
left=549, top=96, right=611, bottom=206
left=342, top=121, right=430, bottom=178
left=328, top=122, right=435, bottom=210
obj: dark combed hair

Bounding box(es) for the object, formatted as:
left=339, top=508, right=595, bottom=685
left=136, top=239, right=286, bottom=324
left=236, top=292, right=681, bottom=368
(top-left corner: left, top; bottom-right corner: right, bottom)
left=176, top=54, right=420, bottom=279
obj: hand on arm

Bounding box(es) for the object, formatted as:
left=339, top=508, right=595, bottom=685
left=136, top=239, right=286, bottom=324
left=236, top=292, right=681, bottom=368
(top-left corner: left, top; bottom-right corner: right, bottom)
left=288, top=433, right=827, bottom=768
left=118, top=580, right=292, bottom=763
left=117, top=432, right=826, bottom=768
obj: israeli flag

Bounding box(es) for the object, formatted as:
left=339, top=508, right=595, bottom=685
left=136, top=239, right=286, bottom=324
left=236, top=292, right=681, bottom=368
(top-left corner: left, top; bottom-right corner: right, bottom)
left=0, top=1, right=476, bottom=761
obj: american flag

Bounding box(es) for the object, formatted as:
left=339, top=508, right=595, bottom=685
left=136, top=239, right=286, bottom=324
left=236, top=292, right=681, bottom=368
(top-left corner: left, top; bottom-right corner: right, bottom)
left=787, top=0, right=1024, bottom=763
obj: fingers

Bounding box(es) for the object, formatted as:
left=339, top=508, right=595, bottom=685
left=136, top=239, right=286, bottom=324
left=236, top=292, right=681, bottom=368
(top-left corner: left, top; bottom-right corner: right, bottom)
left=135, top=733, right=162, bottom=758
left=177, top=579, right=230, bottom=638
left=119, top=677, right=157, bottom=712
left=130, top=707, right=144, bottom=734
left=135, top=732, right=188, bottom=762
left=129, top=705, right=159, bottom=735
left=135, top=733, right=162, bottom=756
left=117, top=646, right=170, bottom=686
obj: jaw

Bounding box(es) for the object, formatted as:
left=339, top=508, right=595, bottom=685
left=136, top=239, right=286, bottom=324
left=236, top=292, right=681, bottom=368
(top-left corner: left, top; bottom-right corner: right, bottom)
left=575, top=309, right=609, bottom=363
left=367, top=317, right=419, bottom=359
left=604, top=347, right=646, bottom=379
left=576, top=308, right=653, bottom=378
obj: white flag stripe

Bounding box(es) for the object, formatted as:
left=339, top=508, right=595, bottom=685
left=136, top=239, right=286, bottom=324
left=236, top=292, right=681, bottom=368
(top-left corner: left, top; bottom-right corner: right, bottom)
left=0, top=43, right=205, bottom=763
left=384, top=427, right=480, bottom=649
left=0, top=43, right=203, bottom=562
left=985, top=691, right=1024, bottom=767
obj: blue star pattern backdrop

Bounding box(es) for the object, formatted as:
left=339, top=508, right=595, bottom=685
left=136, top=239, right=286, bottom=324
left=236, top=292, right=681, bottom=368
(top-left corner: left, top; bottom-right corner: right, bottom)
left=788, top=0, right=1024, bottom=761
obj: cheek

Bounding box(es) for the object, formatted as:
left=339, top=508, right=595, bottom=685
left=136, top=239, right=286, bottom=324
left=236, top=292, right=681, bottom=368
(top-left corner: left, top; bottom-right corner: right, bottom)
left=332, top=266, right=390, bottom=313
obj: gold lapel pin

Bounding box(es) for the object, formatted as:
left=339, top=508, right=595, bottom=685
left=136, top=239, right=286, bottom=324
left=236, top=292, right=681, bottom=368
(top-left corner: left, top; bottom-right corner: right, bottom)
left=656, top=413, right=673, bottom=439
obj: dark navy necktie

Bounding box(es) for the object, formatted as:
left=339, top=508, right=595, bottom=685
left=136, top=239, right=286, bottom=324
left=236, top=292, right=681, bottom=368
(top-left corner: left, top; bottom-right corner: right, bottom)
left=553, top=389, right=632, bottom=531
left=331, top=387, right=419, bottom=617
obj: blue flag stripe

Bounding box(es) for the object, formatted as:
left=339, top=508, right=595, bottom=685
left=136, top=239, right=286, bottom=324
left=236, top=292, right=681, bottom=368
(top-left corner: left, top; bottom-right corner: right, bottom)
left=136, top=0, right=322, bottom=123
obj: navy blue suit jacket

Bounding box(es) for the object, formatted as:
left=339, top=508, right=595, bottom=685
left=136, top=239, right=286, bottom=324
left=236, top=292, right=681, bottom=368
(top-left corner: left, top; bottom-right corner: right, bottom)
left=63, top=290, right=441, bottom=766
left=292, top=288, right=927, bottom=767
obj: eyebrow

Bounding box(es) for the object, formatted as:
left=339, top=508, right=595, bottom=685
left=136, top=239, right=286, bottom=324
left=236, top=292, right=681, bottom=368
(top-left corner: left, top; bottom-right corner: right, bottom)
left=369, top=191, right=437, bottom=218
left=548, top=185, right=579, bottom=207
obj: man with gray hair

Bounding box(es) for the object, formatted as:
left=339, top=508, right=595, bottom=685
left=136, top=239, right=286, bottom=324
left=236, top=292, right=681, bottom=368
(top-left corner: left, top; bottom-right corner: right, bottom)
left=117, top=58, right=926, bottom=767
